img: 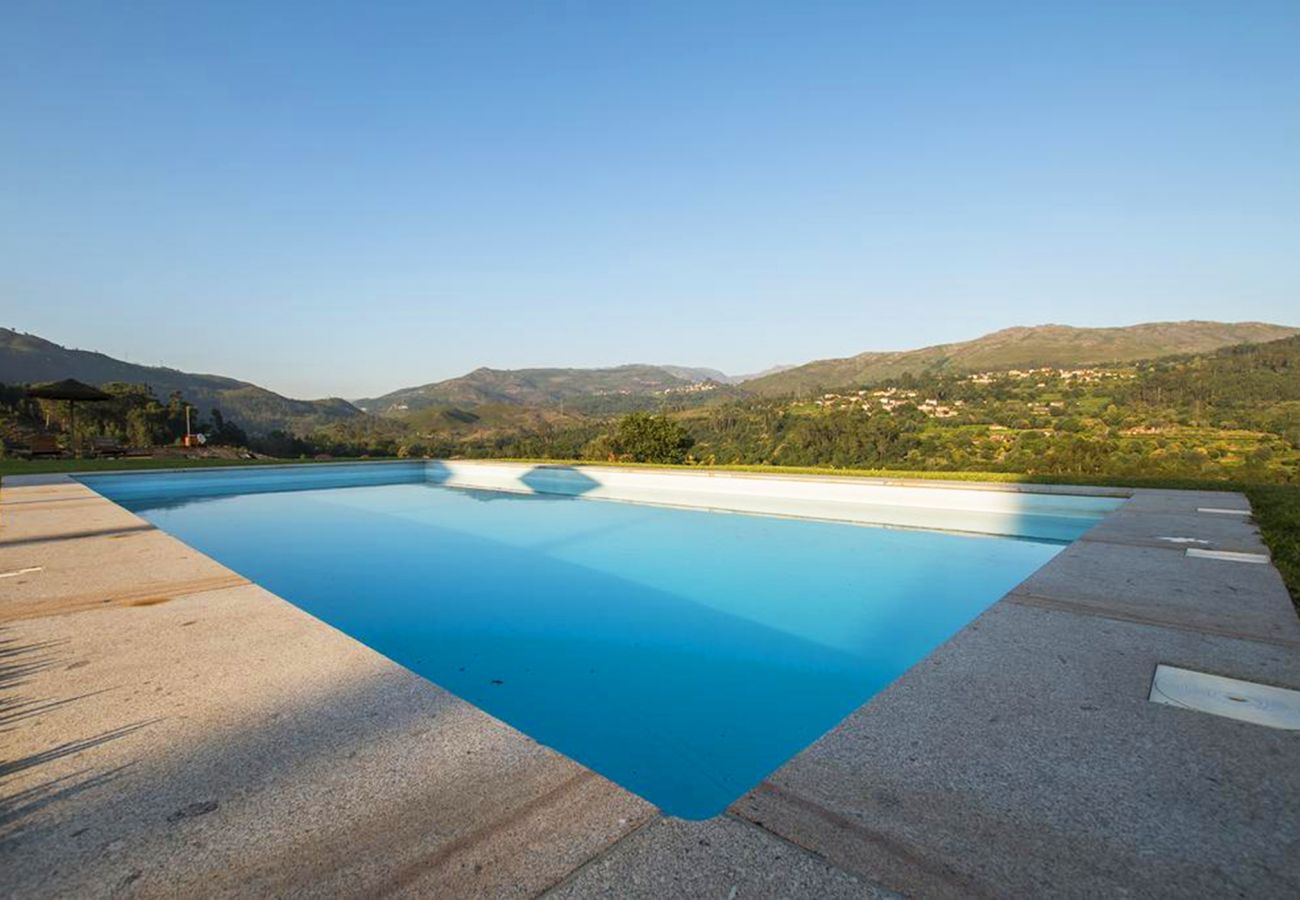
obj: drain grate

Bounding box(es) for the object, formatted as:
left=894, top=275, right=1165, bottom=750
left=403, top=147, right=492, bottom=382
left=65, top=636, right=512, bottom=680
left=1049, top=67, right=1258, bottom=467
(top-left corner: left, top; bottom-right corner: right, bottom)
left=1149, top=665, right=1300, bottom=730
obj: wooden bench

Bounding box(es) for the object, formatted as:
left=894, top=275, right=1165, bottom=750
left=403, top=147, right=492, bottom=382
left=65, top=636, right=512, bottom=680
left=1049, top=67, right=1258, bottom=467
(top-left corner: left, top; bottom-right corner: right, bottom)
left=90, top=436, right=127, bottom=458
left=26, top=435, right=66, bottom=458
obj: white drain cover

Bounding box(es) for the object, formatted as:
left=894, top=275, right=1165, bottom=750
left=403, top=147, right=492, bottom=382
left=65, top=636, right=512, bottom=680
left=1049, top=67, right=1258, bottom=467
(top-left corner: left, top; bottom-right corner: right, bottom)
left=1149, top=665, right=1300, bottom=730
left=1185, top=548, right=1270, bottom=564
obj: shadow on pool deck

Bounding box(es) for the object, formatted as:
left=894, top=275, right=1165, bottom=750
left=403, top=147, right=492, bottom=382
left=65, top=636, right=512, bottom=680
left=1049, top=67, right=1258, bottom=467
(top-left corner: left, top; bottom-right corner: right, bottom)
left=0, top=630, right=150, bottom=841
left=0, top=595, right=652, bottom=897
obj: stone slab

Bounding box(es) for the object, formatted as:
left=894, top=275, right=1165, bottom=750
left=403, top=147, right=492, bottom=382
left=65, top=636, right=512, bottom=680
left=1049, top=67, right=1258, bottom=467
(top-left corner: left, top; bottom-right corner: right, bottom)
left=1120, top=489, right=1250, bottom=515
left=1, top=480, right=248, bottom=623
left=1011, top=538, right=1300, bottom=645
left=1079, top=507, right=1267, bottom=554
left=733, top=601, right=1300, bottom=899
left=546, top=816, right=892, bottom=899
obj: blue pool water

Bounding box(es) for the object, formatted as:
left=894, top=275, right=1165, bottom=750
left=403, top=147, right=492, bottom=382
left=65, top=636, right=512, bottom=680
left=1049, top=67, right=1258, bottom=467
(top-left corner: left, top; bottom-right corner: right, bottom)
left=82, top=465, right=1095, bottom=818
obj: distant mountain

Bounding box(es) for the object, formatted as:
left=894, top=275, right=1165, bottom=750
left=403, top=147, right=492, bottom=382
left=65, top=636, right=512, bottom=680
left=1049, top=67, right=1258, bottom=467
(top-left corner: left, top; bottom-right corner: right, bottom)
left=734, top=363, right=797, bottom=383
left=399, top=402, right=586, bottom=438
left=357, top=364, right=739, bottom=414
left=657, top=365, right=739, bottom=385
left=0, top=328, right=364, bottom=434
left=744, top=321, right=1300, bottom=396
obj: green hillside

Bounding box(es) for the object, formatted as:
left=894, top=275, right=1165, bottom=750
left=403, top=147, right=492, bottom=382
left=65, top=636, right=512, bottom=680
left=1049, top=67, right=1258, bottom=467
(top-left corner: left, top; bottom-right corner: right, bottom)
left=358, top=364, right=738, bottom=414
left=0, top=328, right=364, bottom=434
left=744, top=321, right=1299, bottom=396
left=408, top=333, right=1300, bottom=485
left=400, top=403, right=585, bottom=438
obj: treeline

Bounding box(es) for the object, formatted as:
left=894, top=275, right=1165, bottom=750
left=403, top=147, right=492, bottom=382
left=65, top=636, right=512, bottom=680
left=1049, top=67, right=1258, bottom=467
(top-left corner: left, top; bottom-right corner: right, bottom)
left=0, top=382, right=248, bottom=450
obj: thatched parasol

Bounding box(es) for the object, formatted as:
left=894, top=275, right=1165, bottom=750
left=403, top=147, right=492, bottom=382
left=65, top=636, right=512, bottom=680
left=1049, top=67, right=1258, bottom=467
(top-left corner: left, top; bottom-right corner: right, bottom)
left=26, top=379, right=113, bottom=451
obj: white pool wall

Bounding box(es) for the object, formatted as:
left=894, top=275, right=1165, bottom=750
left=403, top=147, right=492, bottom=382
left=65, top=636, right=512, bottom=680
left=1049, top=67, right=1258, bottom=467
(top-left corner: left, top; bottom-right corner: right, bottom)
left=427, top=461, right=1124, bottom=541
left=75, top=460, right=1124, bottom=542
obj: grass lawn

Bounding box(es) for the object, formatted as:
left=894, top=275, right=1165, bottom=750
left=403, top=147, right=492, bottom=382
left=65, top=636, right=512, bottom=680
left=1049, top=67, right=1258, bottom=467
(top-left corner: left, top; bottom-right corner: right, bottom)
left=3, top=454, right=1296, bottom=607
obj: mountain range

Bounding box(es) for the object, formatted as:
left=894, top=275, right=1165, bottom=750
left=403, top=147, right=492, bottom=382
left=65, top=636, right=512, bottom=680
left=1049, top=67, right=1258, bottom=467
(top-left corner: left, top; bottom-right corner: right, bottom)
left=355, top=365, right=739, bottom=414
left=0, top=328, right=362, bottom=433
left=3, top=320, right=1296, bottom=433
left=743, top=321, right=1300, bottom=396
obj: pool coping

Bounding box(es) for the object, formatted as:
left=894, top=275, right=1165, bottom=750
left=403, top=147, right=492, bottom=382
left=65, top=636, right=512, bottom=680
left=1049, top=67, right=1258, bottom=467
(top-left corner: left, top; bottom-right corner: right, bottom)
left=2, top=463, right=1298, bottom=897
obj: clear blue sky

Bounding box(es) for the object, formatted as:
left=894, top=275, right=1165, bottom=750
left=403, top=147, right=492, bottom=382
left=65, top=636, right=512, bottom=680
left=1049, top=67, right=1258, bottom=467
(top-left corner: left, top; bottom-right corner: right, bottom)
left=2, top=2, right=1297, bottom=399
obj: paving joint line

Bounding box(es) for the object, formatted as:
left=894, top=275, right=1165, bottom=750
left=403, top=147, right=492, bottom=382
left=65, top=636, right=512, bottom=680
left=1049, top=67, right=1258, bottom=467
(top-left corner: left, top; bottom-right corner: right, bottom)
left=370, top=769, right=603, bottom=895
left=0, top=495, right=108, bottom=507
left=734, top=782, right=994, bottom=898
left=1004, top=592, right=1300, bottom=649
left=0, top=574, right=253, bottom=625
left=0, top=524, right=157, bottom=549
left=723, top=808, right=901, bottom=897
left=533, top=808, right=662, bottom=897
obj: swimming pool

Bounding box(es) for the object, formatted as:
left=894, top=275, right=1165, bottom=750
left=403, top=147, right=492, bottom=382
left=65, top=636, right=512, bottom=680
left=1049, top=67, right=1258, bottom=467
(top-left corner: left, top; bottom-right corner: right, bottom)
left=81, top=462, right=1121, bottom=818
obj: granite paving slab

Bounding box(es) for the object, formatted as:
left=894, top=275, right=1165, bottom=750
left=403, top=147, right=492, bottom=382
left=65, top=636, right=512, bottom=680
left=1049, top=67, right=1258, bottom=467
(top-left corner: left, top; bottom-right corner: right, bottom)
left=547, top=815, right=893, bottom=899
left=1079, top=506, right=1267, bottom=554
left=1011, top=538, right=1299, bottom=645
left=0, top=480, right=249, bottom=623
left=1118, top=489, right=1251, bottom=515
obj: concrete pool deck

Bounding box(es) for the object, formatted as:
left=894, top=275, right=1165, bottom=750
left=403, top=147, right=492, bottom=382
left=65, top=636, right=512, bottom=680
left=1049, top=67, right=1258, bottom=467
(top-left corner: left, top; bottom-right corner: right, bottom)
left=2, top=467, right=1298, bottom=897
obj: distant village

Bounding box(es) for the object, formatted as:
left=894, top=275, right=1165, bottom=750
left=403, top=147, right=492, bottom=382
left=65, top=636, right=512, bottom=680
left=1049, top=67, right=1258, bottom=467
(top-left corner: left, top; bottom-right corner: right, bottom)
left=812, top=366, right=1135, bottom=418
left=814, top=388, right=965, bottom=418
left=657, top=380, right=722, bottom=396
left=964, top=366, right=1134, bottom=385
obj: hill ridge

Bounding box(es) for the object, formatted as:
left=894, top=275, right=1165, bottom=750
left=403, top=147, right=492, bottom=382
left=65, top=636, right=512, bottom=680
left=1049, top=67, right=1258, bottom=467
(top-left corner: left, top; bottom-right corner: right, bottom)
left=743, top=320, right=1299, bottom=396
left=0, top=328, right=363, bottom=434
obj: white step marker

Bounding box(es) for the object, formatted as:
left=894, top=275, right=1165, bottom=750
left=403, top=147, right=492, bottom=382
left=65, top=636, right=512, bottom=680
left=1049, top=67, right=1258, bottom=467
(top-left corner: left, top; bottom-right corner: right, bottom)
left=1185, top=548, right=1270, bottom=564
left=1197, top=507, right=1251, bottom=516
left=1150, top=664, right=1300, bottom=730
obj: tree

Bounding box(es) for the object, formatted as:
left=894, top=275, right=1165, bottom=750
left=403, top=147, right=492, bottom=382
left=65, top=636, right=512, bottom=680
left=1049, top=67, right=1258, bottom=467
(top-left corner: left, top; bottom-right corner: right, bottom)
left=607, top=413, right=694, bottom=464
left=207, top=407, right=248, bottom=446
